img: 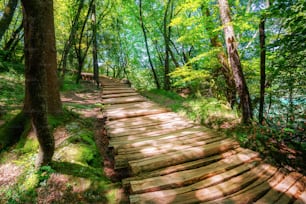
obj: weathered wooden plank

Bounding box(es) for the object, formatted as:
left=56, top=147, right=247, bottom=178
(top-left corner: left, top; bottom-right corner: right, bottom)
left=103, top=87, right=134, bottom=90
left=109, top=125, right=195, bottom=146
left=102, top=95, right=147, bottom=105
left=106, top=115, right=191, bottom=131
left=122, top=148, right=242, bottom=188
left=116, top=134, right=226, bottom=156
left=108, top=120, right=194, bottom=138
left=130, top=161, right=272, bottom=204
left=109, top=127, right=204, bottom=148
left=115, top=129, right=221, bottom=154
left=129, top=139, right=239, bottom=175
left=115, top=136, right=228, bottom=169
left=204, top=167, right=287, bottom=204
left=129, top=149, right=259, bottom=193
left=106, top=108, right=170, bottom=121
left=129, top=160, right=259, bottom=202
left=293, top=191, right=306, bottom=204
left=254, top=172, right=304, bottom=204
left=102, top=92, right=139, bottom=99
left=105, top=112, right=180, bottom=125
left=105, top=101, right=157, bottom=110
left=103, top=89, right=136, bottom=94
left=105, top=113, right=184, bottom=129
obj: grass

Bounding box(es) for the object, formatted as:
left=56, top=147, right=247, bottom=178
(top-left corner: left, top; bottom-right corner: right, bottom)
left=0, top=72, right=24, bottom=122
left=142, top=89, right=239, bottom=129
left=0, top=73, right=122, bottom=203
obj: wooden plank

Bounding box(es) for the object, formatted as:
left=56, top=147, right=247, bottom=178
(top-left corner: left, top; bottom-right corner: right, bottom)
left=103, top=89, right=136, bottom=94
left=108, top=120, right=194, bottom=138
left=109, top=124, right=195, bottom=146
left=103, top=87, right=134, bottom=90
left=102, top=96, right=147, bottom=105
left=129, top=139, right=239, bottom=175
left=130, top=161, right=272, bottom=204
left=106, top=115, right=190, bottom=130
left=114, top=136, right=228, bottom=169
left=106, top=108, right=170, bottom=121
left=122, top=148, right=243, bottom=188
left=105, top=112, right=183, bottom=127
left=274, top=176, right=306, bottom=204
left=115, top=129, right=220, bottom=154
left=102, top=93, right=139, bottom=99
left=254, top=172, right=303, bottom=203
left=105, top=101, right=157, bottom=110
left=109, top=127, right=204, bottom=148
left=129, top=160, right=259, bottom=202
left=294, top=191, right=306, bottom=204
left=204, top=167, right=287, bottom=204
left=129, top=149, right=259, bottom=193
left=106, top=112, right=179, bottom=124
left=116, top=135, right=226, bottom=156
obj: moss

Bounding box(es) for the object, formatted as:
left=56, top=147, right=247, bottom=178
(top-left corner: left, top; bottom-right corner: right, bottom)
left=0, top=111, right=30, bottom=151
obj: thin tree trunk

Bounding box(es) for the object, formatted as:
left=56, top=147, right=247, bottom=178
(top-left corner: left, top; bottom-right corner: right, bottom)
left=163, top=0, right=172, bottom=90
left=259, top=17, right=266, bottom=124
left=0, top=0, right=18, bottom=42
left=59, top=0, right=85, bottom=79
left=4, top=21, right=23, bottom=51
left=259, top=0, right=270, bottom=124
left=21, top=0, right=56, bottom=166
left=218, top=0, right=253, bottom=124
left=92, top=0, right=99, bottom=87
left=139, top=0, right=160, bottom=89
left=75, top=0, right=94, bottom=83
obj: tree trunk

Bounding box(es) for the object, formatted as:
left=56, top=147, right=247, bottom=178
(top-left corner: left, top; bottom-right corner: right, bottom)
left=259, top=17, right=266, bottom=124
left=258, top=0, right=270, bottom=124
left=92, top=0, right=99, bottom=87
left=218, top=0, right=253, bottom=124
left=21, top=0, right=56, bottom=166
left=0, top=0, right=18, bottom=42
left=163, top=0, right=172, bottom=90
left=203, top=7, right=236, bottom=108
left=59, top=0, right=85, bottom=79
left=74, top=0, right=94, bottom=83
left=139, top=0, right=160, bottom=89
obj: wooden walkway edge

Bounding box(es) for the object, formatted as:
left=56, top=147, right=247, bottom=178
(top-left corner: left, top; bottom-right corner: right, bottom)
left=99, top=76, right=306, bottom=204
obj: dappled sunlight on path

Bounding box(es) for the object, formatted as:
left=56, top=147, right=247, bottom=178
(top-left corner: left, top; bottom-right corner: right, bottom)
left=99, top=75, right=306, bottom=204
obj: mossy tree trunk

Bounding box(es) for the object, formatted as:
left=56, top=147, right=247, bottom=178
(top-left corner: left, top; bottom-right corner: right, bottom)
left=218, top=0, right=253, bottom=124
left=21, top=0, right=57, bottom=166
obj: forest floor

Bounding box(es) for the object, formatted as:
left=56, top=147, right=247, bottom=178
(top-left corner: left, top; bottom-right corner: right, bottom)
left=0, top=79, right=128, bottom=203
left=0, top=74, right=305, bottom=203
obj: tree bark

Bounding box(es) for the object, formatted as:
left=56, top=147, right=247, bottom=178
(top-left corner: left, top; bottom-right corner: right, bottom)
left=92, top=0, right=99, bottom=87
left=163, top=0, right=172, bottom=90
left=259, top=17, right=266, bottom=124
left=21, top=0, right=56, bottom=166
left=258, top=0, right=270, bottom=124
left=218, top=0, right=253, bottom=124
left=139, top=0, right=160, bottom=89
left=59, top=0, right=85, bottom=79
left=0, top=0, right=18, bottom=42
left=203, top=7, right=236, bottom=108
left=75, top=0, right=94, bottom=83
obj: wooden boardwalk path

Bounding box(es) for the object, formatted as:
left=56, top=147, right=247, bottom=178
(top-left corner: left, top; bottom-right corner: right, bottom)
left=99, top=76, right=306, bottom=204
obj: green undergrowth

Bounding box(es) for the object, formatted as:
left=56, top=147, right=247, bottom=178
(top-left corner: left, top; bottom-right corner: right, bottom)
left=143, top=89, right=306, bottom=173
left=142, top=89, right=239, bottom=129
left=0, top=76, right=119, bottom=203
left=0, top=109, right=117, bottom=203
left=0, top=72, right=24, bottom=122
